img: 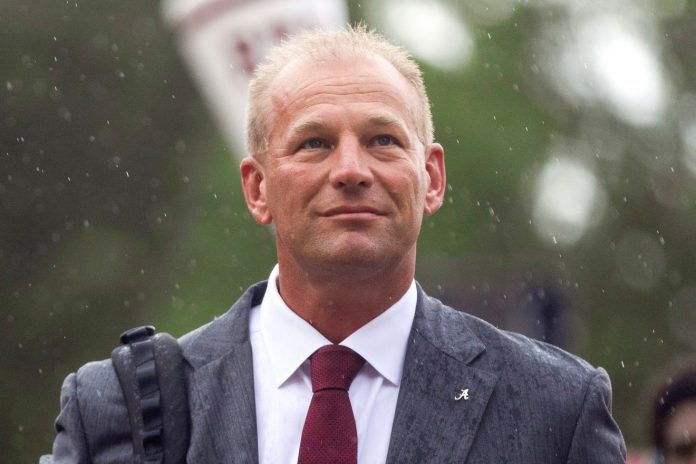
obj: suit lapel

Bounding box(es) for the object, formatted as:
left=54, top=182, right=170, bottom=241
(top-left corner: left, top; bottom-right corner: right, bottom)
left=386, top=286, right=498, bottom=463
left=182, top=283, right=267, bottom=464
left=189, top=343, right=258, bottom=463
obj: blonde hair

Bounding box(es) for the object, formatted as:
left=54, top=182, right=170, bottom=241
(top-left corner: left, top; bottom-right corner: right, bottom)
left=245, top=24, right=433, bottom=156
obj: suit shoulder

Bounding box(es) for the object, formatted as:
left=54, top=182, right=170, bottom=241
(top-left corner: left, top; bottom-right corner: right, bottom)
left=178, top=281, right=267, bottom=367
left=73, top=358, right=130, bottom=418
left=51, top=358, right=132, bottom=461
left=73, top=358, right=122, bottom=403
left=431, top=295, right=601, bottom=385
left=408, top=290, right=624, bottom=461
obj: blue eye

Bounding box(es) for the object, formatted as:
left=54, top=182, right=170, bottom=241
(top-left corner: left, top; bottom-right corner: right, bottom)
left=374, top=135, right=395, bottom=146
left=302, top=138, right=325, bottom=150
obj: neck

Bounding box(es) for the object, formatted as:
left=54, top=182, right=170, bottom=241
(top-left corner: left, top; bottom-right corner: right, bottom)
left=276, top=254, right=415, bottom=343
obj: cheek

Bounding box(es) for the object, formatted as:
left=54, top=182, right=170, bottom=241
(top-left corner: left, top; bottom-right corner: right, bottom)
left=401, top=166, right=428, bottom=202
left=264, top=176, right=291, bottom=221
left=266, top=167, right=316, bottom=214
left=268, top=165, right=299, bottom=197
left=385, top=173, right=425, bottom=213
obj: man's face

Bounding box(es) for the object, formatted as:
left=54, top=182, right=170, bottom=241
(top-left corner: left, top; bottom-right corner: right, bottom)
left=665, top=400, right=696, bottom=464
left=241, top=53, right=445, bottom=277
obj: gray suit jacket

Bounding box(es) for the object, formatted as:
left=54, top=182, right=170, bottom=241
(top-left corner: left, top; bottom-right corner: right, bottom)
left=42, top=281, right=626, bottom=463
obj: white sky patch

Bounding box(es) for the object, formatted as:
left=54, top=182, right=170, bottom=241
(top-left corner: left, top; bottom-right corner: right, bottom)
left=371, top=0, right=474, bottom=72
left=559, top=14, right=668, bottom=127
left=532, top=157, right=605, bottom=247
left=530, top=0, right=685, bottom=18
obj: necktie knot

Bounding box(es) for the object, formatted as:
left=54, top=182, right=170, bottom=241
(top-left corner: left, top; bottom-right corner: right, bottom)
left=310, top=345, right=365, bottom=393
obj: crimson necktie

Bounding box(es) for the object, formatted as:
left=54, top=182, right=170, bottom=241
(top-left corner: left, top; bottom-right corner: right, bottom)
left=298, top=345, right=365, bottom=464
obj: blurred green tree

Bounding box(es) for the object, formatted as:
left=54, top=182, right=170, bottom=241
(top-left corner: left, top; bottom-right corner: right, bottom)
left=3, top=0, right=696, bottom=460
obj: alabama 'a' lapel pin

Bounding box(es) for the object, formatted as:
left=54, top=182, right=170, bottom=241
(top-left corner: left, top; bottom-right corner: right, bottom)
left=454, top=388, right=470, bottom=401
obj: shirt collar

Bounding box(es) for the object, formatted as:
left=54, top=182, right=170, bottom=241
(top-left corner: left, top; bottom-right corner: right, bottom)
left=260, top=264, right=417, bottom=388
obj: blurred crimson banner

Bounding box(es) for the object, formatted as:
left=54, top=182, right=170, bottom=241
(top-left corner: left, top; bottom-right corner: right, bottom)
left=162, top=0, right=348, bottom=158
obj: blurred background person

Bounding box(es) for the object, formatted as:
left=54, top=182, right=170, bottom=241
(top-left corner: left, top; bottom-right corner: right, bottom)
left=652, top=361, right=696, bottom=464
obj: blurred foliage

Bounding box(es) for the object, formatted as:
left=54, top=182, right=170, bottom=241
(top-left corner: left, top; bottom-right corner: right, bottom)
left=2, top=0, right=696, bottom=461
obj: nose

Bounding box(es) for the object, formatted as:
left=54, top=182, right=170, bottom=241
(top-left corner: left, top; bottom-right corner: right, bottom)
left=328, top=138, right=374, bottom=189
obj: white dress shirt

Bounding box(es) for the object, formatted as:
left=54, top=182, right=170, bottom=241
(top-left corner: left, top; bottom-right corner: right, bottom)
left=249, top=264, right=417, bottom=464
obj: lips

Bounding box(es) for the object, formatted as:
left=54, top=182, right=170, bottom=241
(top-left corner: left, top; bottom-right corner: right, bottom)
left=321, top=205, right=386, bottom=217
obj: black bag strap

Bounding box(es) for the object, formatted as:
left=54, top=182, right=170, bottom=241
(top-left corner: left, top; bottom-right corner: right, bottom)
left=111, top=326, right=190, bottom=464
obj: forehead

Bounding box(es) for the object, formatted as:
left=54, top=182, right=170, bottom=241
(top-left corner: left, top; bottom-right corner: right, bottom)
left=267, top=53, right=418, bottom=131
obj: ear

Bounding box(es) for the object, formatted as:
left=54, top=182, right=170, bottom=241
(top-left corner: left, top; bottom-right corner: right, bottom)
left=423, top=143, right=446, bottom=216
left=240, top=156, right=273, bottom=224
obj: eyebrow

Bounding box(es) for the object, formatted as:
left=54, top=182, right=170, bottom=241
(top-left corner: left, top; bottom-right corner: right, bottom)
left=287, top=120, right=327, bottom=139
left=286, top=113, right=410, bottom=139
left=363, top=114, right=408, bottom=132
left=362, top=114, right=413, bottom=146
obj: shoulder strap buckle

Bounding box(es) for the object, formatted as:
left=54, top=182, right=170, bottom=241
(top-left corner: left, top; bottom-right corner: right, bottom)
left=120, top=325, right=156, bottom=345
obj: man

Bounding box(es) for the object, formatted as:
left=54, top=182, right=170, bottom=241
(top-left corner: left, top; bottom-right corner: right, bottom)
left=43, top=26, right=625, bottom=463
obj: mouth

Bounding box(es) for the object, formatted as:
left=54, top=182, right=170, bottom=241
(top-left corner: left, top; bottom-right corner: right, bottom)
left=321, top=206, right=386, bottom=218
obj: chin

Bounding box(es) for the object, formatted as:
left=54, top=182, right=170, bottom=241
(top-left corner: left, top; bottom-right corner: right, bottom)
left=317, top=244, right=405, bottom=273
left=291, top=231, right=414, bottom=273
